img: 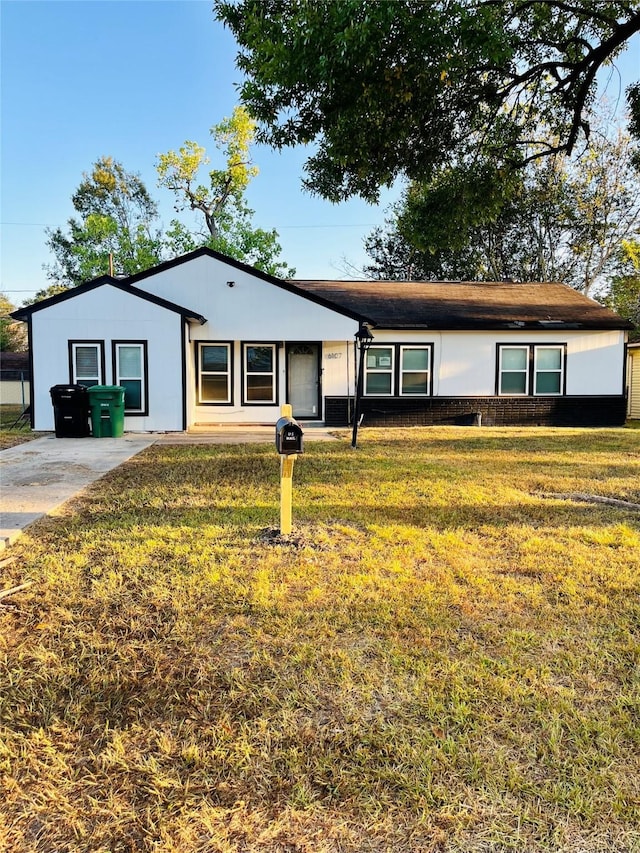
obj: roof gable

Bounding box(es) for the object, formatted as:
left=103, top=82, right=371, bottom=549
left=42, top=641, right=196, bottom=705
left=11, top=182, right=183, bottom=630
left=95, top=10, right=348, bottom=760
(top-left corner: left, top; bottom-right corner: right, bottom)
left=11, top=275, right=206, bottom=324
left=125, top=247, right=364, bottom=322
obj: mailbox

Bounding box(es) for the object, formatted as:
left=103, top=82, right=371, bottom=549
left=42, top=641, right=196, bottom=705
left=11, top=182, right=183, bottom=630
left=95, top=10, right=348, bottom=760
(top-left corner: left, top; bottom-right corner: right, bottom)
left=275, top=416, right=304, bottom=455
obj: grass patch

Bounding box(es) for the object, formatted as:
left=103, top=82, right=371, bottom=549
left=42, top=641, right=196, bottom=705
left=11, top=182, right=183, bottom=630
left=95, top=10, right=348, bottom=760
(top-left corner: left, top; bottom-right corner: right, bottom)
left=0, top=404, right=41, bottom=449
left=1, top=427, right=639, bottom=852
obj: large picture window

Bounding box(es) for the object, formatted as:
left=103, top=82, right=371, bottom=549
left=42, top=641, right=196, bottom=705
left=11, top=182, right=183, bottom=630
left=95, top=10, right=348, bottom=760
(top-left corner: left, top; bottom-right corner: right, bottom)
left=243, top=343, right=277, bottom=404
left=69, top=341, right=104, bottom=387
left=113, top=341, right=147, bottom=413
left=198, top=343, right=232, bottom=404
left=498, top=344, right=565, bottom=396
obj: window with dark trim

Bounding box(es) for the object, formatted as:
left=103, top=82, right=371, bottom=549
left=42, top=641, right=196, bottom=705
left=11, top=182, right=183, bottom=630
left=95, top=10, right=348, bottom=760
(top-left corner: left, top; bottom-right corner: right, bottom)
left=242, top=343, right=278, bottom=404
left=400, top=346, right=432, bottom=395
left=497, top=344, right=565, bottom=396
left=197, top=342, right=233, bottom=404
left=363, top=344, right=433, bottom=396
left=113, top=341, right=148, bottom=413
left=365, top=346, right=394, bottom=395
left=69, top=340, right=104, bottom=387
left=534, top=346, right=564, bottom=394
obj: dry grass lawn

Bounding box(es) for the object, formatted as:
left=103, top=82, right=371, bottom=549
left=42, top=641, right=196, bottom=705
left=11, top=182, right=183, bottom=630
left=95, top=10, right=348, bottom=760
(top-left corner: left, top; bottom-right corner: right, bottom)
left=1, top=427, right=639, bottom=852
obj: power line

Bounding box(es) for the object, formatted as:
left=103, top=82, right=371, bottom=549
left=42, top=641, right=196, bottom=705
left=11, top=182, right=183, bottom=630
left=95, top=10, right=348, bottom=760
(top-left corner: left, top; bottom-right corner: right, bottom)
left=1, top=222, right=58, bottom=227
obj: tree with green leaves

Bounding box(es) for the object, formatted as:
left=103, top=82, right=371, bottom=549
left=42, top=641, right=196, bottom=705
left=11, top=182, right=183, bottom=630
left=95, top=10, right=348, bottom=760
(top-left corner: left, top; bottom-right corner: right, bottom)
left=604, top=239, right=640, bottom=338
left=216, top=0, right=640, bottom=218
left=365, top=118, right=640, bottom=296
left=157, top=106, right=294, bottom=277
left=0, top=293, right=27, bottom=351
left=43, top=157, right=164, bottom=297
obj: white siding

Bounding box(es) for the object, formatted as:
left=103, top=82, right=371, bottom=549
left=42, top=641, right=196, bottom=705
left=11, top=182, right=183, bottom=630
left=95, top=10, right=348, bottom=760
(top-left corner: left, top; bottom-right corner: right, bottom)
left=30, top=285, right=185, bottom=431
left=322, top=341, right=354, bottom=397
left=137, top=255, right=358, bottom=425
left=137, top=254, right=357, bottom=342
left=371, top=329, right=626, bottom=396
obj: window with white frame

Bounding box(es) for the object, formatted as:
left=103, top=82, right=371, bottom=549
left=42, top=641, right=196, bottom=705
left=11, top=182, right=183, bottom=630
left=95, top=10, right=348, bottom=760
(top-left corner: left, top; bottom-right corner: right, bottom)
left=113, top=342, right=146, bottom=412
left=534, top=346, right=564, bottom=395
left=70, top=341, right=103, bottom=387
left=498, top=344, right=565, bottom=396
left=198, top=343, right=232, bottom=404
left=499, top=346, right=529, bottom=395
left=364, top=346, right=394, bottom=395
left=400, top=346, right=431, bottom=395
left=243, top=343, right=277, bottom=404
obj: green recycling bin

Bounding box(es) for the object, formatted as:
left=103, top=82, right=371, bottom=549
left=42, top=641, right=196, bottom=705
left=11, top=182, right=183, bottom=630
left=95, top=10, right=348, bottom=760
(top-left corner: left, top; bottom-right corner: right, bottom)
left=87, top=385, right=125, bottom=437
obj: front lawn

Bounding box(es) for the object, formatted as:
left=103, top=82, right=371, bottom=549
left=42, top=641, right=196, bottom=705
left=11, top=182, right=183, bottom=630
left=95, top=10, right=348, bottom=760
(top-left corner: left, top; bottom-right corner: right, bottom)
left=1, top=428, right=639, bottom=852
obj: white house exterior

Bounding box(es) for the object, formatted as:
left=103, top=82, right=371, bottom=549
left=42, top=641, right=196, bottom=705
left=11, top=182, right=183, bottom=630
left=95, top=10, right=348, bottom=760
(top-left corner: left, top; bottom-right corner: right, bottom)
left=12, top=248, right=632, bottom=432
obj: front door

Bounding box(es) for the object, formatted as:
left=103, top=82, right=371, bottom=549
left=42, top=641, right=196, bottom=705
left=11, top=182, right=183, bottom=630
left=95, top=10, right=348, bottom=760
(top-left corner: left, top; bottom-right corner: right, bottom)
left=287, top=344, right=321, bottom=419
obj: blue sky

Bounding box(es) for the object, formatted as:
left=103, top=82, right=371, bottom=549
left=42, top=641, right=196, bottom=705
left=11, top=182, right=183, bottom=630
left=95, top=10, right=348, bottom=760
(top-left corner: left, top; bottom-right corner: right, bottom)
left=1, top=0, right=401, bottom=304
left=1, top=1, right=638, bottom=306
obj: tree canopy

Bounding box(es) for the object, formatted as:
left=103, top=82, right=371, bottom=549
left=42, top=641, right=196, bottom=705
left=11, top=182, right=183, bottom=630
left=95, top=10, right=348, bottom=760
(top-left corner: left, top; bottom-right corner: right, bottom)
left=0, top=293, right=27, bottom=351
left=216, top=1, right=640, bottom=205
left=44, top=157, right=164, bottom=294
left=36, top=109, right=294, bottom=303
left=365, top=119, right=640, bottom=299
left=157, top=106, right=295, bottom=277
left=604, top=239, right=640, bottom=338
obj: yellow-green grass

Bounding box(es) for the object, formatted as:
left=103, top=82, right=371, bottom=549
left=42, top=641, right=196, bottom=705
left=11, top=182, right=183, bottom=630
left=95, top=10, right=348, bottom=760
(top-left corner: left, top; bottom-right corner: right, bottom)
left=1, top=427, right=639, bottom=852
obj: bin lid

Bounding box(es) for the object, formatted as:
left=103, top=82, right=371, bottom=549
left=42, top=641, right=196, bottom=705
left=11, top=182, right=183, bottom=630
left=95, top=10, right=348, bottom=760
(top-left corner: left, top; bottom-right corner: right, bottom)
left=87, top=385, right=125, bottom=395
left=50, top=383, right=88, bottom=396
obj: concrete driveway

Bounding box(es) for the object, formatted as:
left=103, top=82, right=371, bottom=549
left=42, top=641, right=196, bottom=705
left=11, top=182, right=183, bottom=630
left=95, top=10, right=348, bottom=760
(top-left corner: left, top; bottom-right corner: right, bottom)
left=0, top=434, right=155, bottom=549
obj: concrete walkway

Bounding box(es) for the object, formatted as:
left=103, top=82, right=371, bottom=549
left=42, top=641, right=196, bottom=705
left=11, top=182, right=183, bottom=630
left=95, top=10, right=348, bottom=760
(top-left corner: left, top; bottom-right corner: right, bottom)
left=155, top=425, right=343, bottom=444
left=0, top=427, right=343, bottom=549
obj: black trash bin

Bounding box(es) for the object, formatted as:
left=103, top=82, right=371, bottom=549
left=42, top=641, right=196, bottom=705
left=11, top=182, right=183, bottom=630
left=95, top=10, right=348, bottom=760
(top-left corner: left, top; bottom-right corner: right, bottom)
left=50, top=384, right=90, bottom=438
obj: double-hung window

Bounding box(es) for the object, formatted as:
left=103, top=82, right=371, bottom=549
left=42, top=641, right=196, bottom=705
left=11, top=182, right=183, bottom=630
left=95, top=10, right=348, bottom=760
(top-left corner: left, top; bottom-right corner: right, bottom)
left=400, top=346, right=431, bottom=395
left=498, top=344, right=565, bottom=396
left=498, top=346, right=530, bottom=395
left=534, top=346, right=563, bottom=394
left=243, top=343, right=277, bottom=404
left=70, top=341, right=104, bottom=387
left=113, top=341, right=147, bottom=413
left=364, top=346, right=394, bottom=395
left=198, top=343, right=232, bottom=404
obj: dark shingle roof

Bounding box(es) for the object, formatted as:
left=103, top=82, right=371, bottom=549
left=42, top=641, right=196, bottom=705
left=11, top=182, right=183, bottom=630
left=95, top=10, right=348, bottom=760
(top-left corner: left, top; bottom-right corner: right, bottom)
left=291, top=280, right=632, bottom=330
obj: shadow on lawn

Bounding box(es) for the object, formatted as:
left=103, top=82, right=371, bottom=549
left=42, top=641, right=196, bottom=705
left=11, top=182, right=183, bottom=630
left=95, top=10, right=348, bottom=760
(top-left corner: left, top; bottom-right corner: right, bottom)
left=46, top=492, right=640, bottom=537
left=25, top=438, right=640, bottom=538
